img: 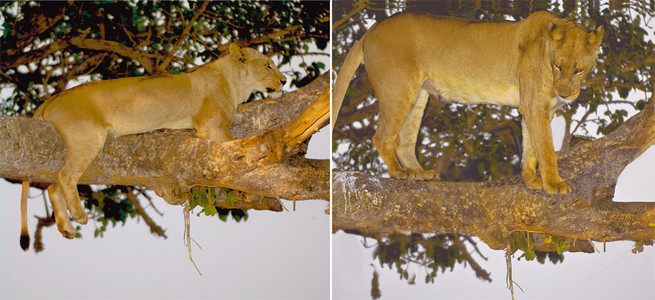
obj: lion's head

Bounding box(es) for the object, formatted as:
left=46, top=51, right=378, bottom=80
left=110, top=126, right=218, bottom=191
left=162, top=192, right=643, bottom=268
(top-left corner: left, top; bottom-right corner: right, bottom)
left=547, top=22, right=603, bottom=103
left=228, top=43, right=287, bottom=99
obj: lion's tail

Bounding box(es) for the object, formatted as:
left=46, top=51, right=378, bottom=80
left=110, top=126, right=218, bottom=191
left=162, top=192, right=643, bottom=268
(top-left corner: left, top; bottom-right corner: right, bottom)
left=332, top=32, right=367, bottom=131
left=20, top=181, right=30, bottom=251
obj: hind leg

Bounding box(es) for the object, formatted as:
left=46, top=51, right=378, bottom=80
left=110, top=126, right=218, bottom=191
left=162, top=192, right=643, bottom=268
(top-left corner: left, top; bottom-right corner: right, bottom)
left=372, top=79, right=428, bottom=179
left=372, top=96, right=412, bottom=179
left=396, top=88, right=438, bottom=180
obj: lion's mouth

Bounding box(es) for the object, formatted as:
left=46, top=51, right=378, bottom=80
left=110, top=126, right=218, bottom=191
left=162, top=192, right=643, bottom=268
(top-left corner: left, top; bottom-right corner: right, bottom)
left=556, top=94, right=578, bottom=105
left=266, top=87, right=283, bottom=99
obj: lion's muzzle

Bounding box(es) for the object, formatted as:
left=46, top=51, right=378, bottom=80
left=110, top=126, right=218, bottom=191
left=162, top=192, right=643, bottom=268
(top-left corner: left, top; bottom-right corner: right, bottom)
left=267, top=78, right=286, bottom=93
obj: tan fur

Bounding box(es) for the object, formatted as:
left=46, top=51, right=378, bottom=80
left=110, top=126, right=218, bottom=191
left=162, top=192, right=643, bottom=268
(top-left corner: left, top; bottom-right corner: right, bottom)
left=333, top=11, right=603, bottom=194
left=23, top=44, right=286, bottom=239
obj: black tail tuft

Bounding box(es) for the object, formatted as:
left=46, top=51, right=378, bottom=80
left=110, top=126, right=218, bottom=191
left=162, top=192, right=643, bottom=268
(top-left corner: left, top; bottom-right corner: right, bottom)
left=20, top=234, right=30, bottom=251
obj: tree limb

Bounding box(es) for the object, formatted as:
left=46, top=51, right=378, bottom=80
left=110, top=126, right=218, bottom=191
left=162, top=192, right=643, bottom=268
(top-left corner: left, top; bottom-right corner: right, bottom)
left=283, top=87, right=330, bottom=151
left=333, top=92, right=655, bottom=248
left=158, top=1, right=209, bottom=72
left=69, top=35, right=156, bottom=74
left=125, top=187, right=167, bottom=238
left=0, top=74, right=329, bottom=202
left=3, top=1, right=73, bottom=57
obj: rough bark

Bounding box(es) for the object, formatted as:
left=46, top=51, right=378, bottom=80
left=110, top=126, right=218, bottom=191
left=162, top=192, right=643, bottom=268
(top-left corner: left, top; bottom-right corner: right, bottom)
left=333, top=93, right=655, bottom=249
left=0, top=74, right=329, bottom=202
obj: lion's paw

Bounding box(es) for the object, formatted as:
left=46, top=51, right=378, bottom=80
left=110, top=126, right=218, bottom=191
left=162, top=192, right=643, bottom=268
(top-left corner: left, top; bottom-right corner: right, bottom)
left=543, top=180, right=572, bottom=195
left=70, top=209, right=88, bottom=225
left=411, top=169, right=440, bottom=181
left=56, top=220, right=76, bottom=239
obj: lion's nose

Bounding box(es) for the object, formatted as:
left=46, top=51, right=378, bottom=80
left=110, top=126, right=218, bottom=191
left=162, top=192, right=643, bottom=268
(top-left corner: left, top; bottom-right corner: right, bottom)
left=266, top=87, right=276, bottom=93
left=557, top=85, right=575, bottom=99
left=558, top=90, right=573, bottom=99
left=280, top=78, right=287, bottom=85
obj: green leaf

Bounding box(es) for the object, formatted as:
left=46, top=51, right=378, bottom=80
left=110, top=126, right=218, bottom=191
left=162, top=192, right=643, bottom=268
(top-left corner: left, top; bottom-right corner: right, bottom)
left=225, top=190, right=241, bottom=206
left=203, top=205, right=217, bottom=216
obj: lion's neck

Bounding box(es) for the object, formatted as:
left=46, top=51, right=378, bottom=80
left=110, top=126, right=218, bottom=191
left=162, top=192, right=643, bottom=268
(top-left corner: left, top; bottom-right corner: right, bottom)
left=194, top=58, right=255, bottom=106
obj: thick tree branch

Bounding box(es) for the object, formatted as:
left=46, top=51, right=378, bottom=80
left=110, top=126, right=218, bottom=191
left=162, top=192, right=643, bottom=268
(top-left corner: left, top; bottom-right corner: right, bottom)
left=333, top=93, right=655, bottom=248
left=0, top=74, right=329, bottom=202
left=231, top=72, right=329, bottom=138
left=283, top=87, right=330, bottom=150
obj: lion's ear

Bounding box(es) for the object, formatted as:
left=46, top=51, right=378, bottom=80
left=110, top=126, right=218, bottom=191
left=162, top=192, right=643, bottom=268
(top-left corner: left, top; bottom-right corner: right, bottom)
left=588, top=25, right=604, bottom=50
left=547, top=22, right=564, bottom=45
left=229, top=43, right=246, bottom=64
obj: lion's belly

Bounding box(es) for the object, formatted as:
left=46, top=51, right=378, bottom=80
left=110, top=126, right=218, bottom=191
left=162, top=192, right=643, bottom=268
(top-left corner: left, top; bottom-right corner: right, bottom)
left=422, top=77, right=520, bottom=106
left=107, top=115, right=195, bottom=137
left=103, top=95, right=199, bottom=136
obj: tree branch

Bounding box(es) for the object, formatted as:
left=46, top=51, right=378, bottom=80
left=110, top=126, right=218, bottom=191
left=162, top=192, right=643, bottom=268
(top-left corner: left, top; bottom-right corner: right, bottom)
left=125, top=187, right=167, bottom=238
left=0, top=74, right=329, bottom=202
left=333, top=93, right=655, bottom=248
left=3, top=1, right=73, bottom=57
left=158, top=1, right=209, bottom=72
left=69, top=36, right=156, bottom=74
left=283, top=87, right=330, bottom=150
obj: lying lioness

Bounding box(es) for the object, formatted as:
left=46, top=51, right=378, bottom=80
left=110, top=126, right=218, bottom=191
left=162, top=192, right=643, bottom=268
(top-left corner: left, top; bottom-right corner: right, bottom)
left=20, top=43, right=286, bottom=249
left=333, top=11, right=602, bottom=194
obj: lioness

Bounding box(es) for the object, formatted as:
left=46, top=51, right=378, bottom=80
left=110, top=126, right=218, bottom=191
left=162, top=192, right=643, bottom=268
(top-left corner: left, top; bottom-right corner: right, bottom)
left=20, top=43, right=286, bottom=249
left=333, top=11, right=602, bottom=195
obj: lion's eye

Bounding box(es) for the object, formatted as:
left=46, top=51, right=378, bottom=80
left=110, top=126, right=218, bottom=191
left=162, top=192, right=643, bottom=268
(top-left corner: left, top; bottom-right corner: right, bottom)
left=574, top=69, right=583, bottom=75
left=554, top=64, right=562, bottom=72
left=266, top=64, right=272, bottom=69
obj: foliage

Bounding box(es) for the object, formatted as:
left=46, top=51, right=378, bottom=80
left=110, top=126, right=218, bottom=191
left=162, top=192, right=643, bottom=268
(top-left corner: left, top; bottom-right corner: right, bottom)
left=1, top=1, right=328, bottom=240
left=83, top=185, right=137, bottom=238
left=189, top=186, right=249, bottom=222
left=374, top=233, right=475, bottom=284
left=509, top=232, right=565, bottom=264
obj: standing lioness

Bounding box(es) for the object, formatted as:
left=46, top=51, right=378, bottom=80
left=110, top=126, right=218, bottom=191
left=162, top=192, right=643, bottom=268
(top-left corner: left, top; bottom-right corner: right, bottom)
left=333, top=11, right=603, bottom=194
left=21, top=44, right=286, bottom=247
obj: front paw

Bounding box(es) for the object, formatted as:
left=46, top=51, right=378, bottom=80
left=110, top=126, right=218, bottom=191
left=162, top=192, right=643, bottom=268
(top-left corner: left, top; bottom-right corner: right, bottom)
left=410, top=169, right=440, bottom=181
left=542, top=180, right=572, bottom=195
left=70, top=209, right=88, bottom=225
left=521, top=172, right=542, bottom=190
left=389, top=169, right=440, bottom=181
